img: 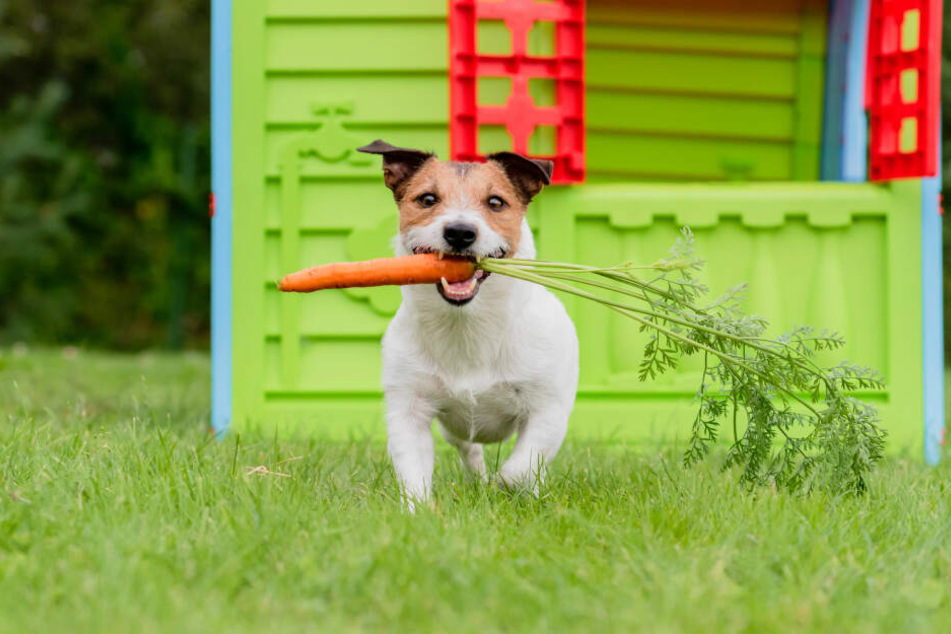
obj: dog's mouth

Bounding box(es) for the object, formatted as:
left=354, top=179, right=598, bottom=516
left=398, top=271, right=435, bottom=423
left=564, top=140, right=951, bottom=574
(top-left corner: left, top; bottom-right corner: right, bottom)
left=412, top=246, right=506, bottom=306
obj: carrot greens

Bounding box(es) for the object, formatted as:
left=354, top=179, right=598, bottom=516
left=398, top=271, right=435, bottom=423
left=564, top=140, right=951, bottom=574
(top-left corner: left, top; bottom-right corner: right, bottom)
left=478, top=228, right=887, bottom=494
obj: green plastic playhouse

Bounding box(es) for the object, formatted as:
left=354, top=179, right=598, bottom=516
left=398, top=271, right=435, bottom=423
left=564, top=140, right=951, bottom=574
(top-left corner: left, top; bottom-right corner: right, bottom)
left=211, top=0, right=944, bottom=461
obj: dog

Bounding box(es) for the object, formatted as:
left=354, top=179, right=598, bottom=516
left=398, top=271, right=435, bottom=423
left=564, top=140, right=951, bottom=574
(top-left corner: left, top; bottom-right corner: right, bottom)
left=357, top=140, right=579, bottom=508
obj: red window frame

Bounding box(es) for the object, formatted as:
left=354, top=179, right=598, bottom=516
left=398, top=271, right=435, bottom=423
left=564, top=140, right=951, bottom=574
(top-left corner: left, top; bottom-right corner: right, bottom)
left=448, top=0, right=586, bottom=184
left=865, top=0, right=942, bottom=181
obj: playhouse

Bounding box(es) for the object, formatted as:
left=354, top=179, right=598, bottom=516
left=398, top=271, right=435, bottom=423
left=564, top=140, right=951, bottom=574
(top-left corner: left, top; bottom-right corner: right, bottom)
left=211, top=0, right=944, bottom=461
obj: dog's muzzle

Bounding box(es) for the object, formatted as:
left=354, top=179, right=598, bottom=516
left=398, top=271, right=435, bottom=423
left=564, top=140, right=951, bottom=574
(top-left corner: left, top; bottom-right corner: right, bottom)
left=411, top=246, right=505, bottom=306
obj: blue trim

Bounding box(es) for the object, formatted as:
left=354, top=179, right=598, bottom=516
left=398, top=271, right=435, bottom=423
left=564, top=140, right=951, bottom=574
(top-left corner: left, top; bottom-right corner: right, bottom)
left=820, top=0, right=870, bottom=183
left=922, top=132, right=944, bottom=465
left=840, top=0, right=869, bottom=182
left=211, top=0, right=233, bottom=434
left=820, top=0, right=848, bottom=180
left=822, top=0, right=869, bottom=181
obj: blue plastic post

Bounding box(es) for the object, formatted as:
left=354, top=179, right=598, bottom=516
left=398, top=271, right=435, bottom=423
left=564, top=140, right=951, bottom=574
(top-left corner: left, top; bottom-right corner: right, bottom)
left=922, top=137, right=944, bottom=465
left=821, top=0, right=870, bottom=181
left=211, top=0, right=233, bottom=434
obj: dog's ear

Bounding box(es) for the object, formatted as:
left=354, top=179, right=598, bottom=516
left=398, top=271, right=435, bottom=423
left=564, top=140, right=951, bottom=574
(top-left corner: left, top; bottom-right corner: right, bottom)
left=487, top=151, right=553, bottom=203
left=357, top=140, right=434, bottom=196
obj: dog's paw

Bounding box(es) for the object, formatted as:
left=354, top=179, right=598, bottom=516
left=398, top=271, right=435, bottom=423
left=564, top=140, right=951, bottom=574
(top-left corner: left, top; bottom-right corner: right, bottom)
left=398, top=490, right=435, bottom=514
left=402, top=497, right=437, bottom=515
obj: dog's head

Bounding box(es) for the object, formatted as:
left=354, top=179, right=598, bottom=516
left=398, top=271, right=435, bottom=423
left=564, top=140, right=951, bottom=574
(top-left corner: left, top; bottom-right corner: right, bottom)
left=358, top=140, right=552, bottom=306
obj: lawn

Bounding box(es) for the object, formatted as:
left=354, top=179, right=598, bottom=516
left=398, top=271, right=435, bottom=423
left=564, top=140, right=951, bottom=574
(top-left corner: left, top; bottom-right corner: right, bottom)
left=1, top=348, right=949, bottom=633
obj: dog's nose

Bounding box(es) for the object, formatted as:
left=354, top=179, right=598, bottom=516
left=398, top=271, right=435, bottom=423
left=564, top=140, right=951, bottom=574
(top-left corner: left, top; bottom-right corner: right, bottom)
left=443, top=222, right=478, bottom=251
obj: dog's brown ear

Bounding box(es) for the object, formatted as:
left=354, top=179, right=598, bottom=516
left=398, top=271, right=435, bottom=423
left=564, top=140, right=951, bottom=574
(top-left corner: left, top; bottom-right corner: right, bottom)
left=357, top=140, right=434, bottom=196
left=487, top=151, right=553, bottom=203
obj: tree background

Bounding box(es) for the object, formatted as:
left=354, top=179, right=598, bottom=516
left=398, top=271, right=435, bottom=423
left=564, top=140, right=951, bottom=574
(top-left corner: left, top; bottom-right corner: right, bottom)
left=0, top=2, right=948, bottom=355
left=0, top=1, right=209, bottom=349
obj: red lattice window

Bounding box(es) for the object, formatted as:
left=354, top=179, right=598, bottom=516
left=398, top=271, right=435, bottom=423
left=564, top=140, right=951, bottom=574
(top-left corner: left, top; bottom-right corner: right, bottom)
left=448, top=0, right=585, bottom=184
left=865, top=0, right=942, bottom=181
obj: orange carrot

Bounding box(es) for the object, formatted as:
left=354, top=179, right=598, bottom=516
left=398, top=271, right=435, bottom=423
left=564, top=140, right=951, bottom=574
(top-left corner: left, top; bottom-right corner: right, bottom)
left=278, top=254, right=476, bottom=293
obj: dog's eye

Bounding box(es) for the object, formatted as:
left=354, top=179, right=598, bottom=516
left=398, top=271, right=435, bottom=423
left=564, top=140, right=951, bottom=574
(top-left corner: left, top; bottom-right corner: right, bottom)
left=487, top=196, right=506, bottom=212
left=416, top=193, right=438, bottom=208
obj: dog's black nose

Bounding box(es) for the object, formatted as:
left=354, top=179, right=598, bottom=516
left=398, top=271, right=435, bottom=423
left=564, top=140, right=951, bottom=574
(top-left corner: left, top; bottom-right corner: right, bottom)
left=443, top=222, right=478, bottom=251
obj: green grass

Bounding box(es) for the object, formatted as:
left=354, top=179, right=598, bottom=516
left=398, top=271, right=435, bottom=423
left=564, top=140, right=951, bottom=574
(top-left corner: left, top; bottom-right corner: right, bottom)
left=1, top=348, right=949, bottom=633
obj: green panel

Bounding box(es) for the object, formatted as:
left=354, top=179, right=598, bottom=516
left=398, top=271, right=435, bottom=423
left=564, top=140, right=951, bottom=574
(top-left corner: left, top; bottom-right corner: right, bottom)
left=586, top=0, right=827, bottom=182
left=232, top=1, right=449, bottom=426
left=265, top=22, right=446, bottom=72
left=263, top=286, right=391, bottom=338
left=586, top=0, right=807, bottom=34
left=791, top=0, right=827, bottom=180
left=266, top=0, right=446, bottom=19
left=263, top=180, right=396, bottom=231
left=587, top=50, right=797, bottom=98
left=586, top=25, right=799, bottom=57
left=232, top=1, right=267, bottom=426
left=263, top=128, right=448, bottom=177
left=265, top=338, right=382, bottom=392
left=531, top=181, right=923, bottom=452
left=588, top=92, right=795, bottom=140
left=567, top=216, right=888, bottom=385
left=266, top=76, right=447, bottom=125
left=587, top=134, right=792, bottom=181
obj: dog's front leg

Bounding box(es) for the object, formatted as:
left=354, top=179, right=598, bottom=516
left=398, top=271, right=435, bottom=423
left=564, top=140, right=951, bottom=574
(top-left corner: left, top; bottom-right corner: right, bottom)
left=385, top=390, right=436, bottom=511
left=498, top=405, right=569, bottom=494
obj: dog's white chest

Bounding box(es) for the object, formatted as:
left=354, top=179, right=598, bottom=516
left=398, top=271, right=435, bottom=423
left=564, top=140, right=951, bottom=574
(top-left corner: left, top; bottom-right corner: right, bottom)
left=434, top=381, right=529, bottom=444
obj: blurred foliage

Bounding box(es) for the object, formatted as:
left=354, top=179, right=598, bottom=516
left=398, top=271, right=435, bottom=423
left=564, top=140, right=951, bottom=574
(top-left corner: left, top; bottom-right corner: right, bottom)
left=0, top=1, right=209, bottom=349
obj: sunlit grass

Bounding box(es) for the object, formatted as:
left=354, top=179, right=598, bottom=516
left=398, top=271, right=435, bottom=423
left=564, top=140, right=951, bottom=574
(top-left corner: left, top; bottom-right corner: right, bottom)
left=1, top=349, right=949, bottom=633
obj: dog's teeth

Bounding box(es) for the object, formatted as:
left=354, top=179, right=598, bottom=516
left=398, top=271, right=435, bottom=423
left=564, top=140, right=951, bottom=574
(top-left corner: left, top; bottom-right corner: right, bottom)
left=440, top=277, right=450, bottom=292
left=437, top=252, right=444, bottom=260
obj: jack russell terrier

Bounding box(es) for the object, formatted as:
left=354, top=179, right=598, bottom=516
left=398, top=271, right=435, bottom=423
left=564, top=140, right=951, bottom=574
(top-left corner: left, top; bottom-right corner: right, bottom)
left=357, top=140, right=579, bottom=508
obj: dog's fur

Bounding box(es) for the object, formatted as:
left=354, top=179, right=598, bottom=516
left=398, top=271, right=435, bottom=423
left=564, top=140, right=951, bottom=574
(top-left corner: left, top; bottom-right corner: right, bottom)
left=358, top=140, right=579, bottom=508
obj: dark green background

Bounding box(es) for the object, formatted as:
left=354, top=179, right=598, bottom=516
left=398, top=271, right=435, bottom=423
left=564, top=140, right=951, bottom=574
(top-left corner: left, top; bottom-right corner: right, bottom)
left=0, top=1, right=209, bottom=349
left=0, top=2, right=948, bottom=354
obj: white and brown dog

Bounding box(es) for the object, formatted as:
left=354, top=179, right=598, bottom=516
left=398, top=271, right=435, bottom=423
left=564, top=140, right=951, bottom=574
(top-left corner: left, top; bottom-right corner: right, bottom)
left=357, top=140, right=579, bottom=508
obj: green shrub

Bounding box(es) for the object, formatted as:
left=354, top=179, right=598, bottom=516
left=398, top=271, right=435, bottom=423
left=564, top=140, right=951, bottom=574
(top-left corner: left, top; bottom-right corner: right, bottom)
left=0, top=1, right=210, bottom=349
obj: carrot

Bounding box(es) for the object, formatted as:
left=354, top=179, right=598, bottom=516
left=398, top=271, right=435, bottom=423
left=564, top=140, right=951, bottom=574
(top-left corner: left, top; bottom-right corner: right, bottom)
left=278, top=253, right=476, bottom=293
